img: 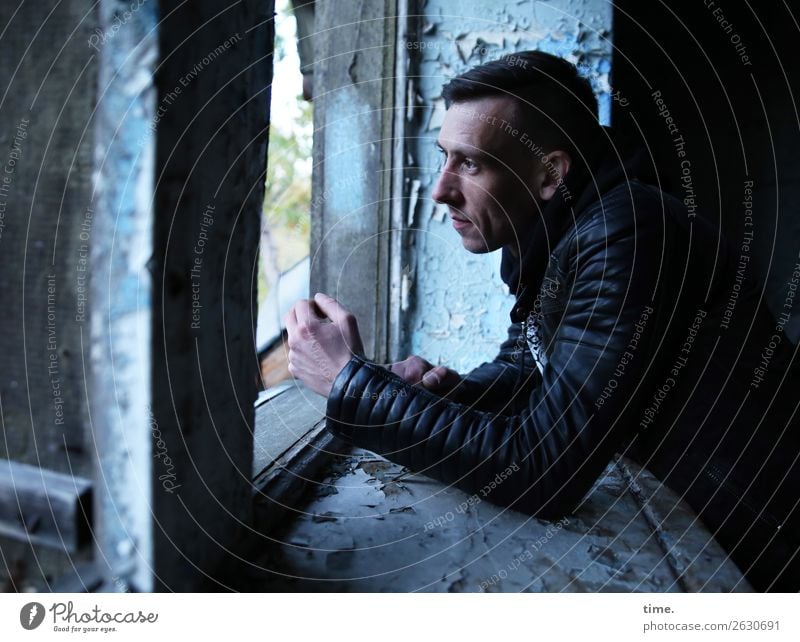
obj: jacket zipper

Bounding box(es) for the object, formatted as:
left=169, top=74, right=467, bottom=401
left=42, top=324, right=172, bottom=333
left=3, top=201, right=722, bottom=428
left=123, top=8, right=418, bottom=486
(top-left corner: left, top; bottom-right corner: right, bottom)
left=515, top=319, right=527, bottom=392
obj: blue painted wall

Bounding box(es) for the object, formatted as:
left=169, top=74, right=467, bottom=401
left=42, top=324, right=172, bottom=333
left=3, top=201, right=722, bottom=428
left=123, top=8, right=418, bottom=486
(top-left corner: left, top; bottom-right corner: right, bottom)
left=404, top=0, right=613, bottom=371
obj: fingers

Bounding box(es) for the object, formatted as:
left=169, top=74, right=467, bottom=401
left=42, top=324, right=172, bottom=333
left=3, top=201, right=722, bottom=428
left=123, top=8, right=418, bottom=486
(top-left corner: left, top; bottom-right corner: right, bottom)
left=293, top=299, right=324, bottom=339
left=388, top=356, right=460, bottom=392
left=422, top=366, right=460, bottom=392
left=313, top=292, right=352, bottom=326
left=283, top=306, right=298, bottom=340
left=390, top=355, right=438, bottom=385
left=287, top=294, right=365, bottom=352
left=313, top=292, right=365, bottom=355
left=421, top=368, right=443, bottom=389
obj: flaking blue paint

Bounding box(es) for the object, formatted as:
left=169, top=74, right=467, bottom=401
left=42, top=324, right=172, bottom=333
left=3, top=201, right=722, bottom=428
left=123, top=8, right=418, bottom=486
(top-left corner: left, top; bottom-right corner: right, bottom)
left=325, top=90, right=368, bottom=223
left=91, top=0, right=160, bottom=593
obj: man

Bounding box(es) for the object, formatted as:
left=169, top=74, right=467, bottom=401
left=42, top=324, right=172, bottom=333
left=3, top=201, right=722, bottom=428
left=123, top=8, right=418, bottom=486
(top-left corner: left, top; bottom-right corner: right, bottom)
left=285, top=51, right=800, bottom=591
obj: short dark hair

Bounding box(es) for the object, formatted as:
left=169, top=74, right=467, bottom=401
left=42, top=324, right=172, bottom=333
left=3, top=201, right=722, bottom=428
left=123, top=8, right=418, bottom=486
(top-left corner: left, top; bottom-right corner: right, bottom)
left=441, top=51, right=599, bottom=160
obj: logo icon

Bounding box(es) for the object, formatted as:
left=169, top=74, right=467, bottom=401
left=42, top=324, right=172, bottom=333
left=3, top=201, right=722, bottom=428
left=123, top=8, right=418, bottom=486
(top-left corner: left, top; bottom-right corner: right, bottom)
left=20, top=602, right=45, bottom=630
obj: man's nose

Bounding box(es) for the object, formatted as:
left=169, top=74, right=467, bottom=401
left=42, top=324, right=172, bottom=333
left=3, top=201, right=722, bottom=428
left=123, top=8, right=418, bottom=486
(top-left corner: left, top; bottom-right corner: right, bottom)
left=432, top=168, right=458, bottom=204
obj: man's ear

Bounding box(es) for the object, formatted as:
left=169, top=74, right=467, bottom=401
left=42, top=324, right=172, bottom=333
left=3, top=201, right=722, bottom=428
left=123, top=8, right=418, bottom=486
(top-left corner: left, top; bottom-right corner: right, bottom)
left=536, top=150, right=572, bottom=201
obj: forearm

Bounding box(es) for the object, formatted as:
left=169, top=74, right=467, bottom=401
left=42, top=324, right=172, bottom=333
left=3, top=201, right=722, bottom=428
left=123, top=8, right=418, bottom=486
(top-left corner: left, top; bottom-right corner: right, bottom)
left=325, top=354, right=592, bottom=517
left=444, top=362, right=536, bottom=413
left=443, top=322, right=540, bottom=413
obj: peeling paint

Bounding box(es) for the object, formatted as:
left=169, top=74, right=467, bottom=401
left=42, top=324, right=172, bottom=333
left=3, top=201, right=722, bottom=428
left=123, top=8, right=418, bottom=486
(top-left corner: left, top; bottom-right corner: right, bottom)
left=407, top=178, right=421, bottom=226
left=249, top=450, right=749, bottom=592
left=91, top=0, right=159, bottom=593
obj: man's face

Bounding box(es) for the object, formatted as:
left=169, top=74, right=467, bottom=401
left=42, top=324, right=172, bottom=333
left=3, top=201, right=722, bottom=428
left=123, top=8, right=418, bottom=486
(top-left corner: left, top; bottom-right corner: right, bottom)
left=432, top=95, right=546, bottom=255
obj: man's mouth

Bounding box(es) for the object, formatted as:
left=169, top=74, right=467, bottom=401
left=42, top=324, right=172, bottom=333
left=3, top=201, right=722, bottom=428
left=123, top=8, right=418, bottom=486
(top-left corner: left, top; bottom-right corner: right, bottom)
left=450, top=214, right=473, bottom=230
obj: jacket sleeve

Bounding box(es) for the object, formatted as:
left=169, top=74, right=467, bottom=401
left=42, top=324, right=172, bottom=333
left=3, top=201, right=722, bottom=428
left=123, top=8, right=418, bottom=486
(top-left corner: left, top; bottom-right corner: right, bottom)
left=325, top=200, right=663, bottom=517
left=441, top=322, right=541, bottom=414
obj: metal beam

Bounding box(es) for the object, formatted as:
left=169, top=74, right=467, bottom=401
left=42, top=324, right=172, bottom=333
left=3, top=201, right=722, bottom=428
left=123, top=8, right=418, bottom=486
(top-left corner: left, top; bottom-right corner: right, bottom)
left=0, top=459, right=91, bottom=553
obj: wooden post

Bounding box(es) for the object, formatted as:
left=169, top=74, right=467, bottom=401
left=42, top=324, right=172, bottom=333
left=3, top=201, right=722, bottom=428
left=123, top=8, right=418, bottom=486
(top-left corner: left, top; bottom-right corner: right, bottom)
left=91, top=0, right=274, bottom=591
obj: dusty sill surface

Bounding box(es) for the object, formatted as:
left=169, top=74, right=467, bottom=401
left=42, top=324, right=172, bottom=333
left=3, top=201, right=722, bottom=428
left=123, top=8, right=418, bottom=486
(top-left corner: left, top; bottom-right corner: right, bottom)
left=248, top=385, right=749, bottom=592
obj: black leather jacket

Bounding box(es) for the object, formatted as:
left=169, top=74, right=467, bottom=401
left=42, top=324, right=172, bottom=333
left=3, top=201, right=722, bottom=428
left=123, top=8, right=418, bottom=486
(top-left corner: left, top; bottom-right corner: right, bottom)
left=325, top=156, right=800, bottom=591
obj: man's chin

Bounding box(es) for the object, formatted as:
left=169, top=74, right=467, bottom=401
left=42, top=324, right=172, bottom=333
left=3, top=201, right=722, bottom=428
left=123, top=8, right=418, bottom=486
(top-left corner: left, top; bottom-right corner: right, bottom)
left=460, top=237, right=492, bottom=254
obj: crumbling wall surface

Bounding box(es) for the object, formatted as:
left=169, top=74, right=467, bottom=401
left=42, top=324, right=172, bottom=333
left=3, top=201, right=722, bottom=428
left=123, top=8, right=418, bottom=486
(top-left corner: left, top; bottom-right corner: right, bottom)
left=0, top=0, right=96, bottom=477
left=402, top=0, right=612, bottom=371
left=0, top=0, right=98, bottom=590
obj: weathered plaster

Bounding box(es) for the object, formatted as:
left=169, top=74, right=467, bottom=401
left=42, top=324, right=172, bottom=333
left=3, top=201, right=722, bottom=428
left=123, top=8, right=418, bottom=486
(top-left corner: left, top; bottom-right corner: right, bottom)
left=91, top=0, right=159, bottom=593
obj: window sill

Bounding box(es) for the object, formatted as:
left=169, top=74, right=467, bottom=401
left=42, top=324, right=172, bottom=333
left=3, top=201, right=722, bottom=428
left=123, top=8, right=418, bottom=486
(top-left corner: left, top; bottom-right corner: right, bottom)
left=252, top=381, right=346, bottom=534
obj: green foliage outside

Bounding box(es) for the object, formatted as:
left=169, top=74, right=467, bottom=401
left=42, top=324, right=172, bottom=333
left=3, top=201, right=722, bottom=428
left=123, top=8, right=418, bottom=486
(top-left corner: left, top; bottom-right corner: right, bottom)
left=258, top=3, right=312, bottom=307
left=264, top=102, right=312, bottom=265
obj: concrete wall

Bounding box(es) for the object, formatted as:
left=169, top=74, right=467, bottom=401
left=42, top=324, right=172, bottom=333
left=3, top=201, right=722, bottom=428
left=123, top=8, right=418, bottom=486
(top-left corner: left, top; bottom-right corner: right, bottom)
left=402, top=0, right=613, bottom=371
left=0, top=1, right=97, bottom=478
left=0, top=0, right=98, bottom=590
left=310, top=0, right=397, bottom=363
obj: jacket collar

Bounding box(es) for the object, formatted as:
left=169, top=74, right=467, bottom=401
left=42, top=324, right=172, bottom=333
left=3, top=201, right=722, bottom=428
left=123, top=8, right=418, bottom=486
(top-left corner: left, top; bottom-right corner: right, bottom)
left=501, top=126, right=653, bottom=323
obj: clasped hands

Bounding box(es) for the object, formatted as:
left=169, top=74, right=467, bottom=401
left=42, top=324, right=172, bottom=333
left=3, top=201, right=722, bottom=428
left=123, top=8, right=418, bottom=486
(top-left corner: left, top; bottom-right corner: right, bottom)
left=284, top=292, right=460, bottom=397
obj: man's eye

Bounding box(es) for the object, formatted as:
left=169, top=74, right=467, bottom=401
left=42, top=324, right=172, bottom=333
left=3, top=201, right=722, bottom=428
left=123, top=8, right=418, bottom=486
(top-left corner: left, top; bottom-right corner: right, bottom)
left=462, top=158, right=477, bottom=171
